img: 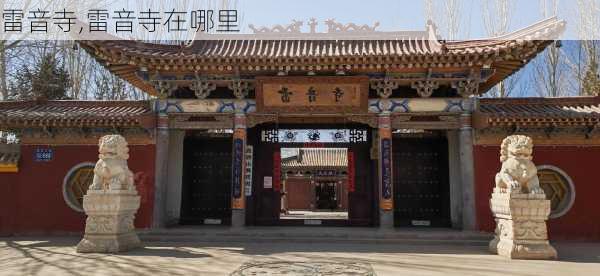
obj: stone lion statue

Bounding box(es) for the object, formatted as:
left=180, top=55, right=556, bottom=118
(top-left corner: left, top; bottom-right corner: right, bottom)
left=494, top=135, right=544, bottom=194
left=89, top=135, right=135, bottom=191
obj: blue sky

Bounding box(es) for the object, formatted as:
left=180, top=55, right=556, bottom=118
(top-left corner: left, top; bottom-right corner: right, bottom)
left=237, top=0, right=575, bottom=39
left=4, top=0, right=584, bottom=40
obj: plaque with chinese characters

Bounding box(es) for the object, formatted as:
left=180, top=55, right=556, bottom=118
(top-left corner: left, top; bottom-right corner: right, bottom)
left=256, top=76, right=369, bottom=113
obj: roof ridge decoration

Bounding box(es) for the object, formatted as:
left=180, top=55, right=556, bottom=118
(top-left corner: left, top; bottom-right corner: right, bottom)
left=192, top=19, right=429, bottom=41
left=243, top=19, right=382, bottom=34
left=324, top=19, right=380, bottom=33
left=249, top=20, right=304, bottom=34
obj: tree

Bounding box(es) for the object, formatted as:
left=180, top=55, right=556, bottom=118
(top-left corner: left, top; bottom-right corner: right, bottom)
left=481, top=0, right=526, bottom=98
left=575, top=0, right=600, bottom=95
left=582, top=57, right=600, bottom=96
left=9, top=53, right=72, bottom=100
left=94, top=73, right=127, bottom=100
left=531, top=0, right=572, bottom=97
left=425, top=0, right=466, bottom=40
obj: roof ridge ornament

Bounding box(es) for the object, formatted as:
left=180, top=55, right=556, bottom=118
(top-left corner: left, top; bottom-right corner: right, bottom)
left=248, top=19, right=380, bottom=34
left=324, top=19, right=380, bottom=33
left=249, top=20, right=304, bottom=34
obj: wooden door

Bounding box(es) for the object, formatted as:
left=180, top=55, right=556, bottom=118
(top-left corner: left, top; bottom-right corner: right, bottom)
left=393, top=137, right=451, bottom=227
left=180, top=136, right=232, bottom=225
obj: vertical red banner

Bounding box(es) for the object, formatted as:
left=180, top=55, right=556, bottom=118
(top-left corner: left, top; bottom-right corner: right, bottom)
left=273, top=151, right=281, bottom=192
left=347, top=151, right=355, bottom=192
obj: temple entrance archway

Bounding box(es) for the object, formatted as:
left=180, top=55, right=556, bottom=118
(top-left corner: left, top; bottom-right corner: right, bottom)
left=246, top=123, right=377, bottom=226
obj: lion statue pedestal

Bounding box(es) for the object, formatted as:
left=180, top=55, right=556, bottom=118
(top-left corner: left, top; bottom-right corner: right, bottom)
left=489, top=135, right=557, bottom=260
left=76, top=135, right=141, bottom=253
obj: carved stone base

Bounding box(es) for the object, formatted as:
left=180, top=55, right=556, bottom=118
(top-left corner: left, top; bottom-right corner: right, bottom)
left=77, top=232, right=141, bottom=253
left=76, top=190, right=141, bottom=253
left=489, top=189, right=557, bottom=260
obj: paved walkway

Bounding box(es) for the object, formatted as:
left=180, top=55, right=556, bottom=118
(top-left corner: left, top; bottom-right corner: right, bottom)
left=0, top=237, right=599, bottom=276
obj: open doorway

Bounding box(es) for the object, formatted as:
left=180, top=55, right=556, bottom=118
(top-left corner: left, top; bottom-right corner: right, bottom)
left=280, top=148, right=349, bottom=221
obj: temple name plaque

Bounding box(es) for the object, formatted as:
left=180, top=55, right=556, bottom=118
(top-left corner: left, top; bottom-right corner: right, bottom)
left=256, top=76, right=369, bottom=113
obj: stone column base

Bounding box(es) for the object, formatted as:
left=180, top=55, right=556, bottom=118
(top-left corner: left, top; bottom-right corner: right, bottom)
left=379, top=209, right=394, bottom=229
left=489, top=189, right=557, bottom=260
left=77, top=232, right=141, bottom=253
left=490, top=237, right=557, bottom=260
left=231, top=209, right=245, bottom=228
left=76, top=190, right=142, bottom=253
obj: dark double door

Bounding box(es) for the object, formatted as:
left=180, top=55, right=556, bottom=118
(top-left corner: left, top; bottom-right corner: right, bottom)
left=393, top=136, right=451, bottom=227
left=180, top=136, right=232, bottom=225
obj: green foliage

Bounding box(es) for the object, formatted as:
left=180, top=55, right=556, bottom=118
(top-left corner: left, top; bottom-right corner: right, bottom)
left=9, top=54, right=72, bottom=100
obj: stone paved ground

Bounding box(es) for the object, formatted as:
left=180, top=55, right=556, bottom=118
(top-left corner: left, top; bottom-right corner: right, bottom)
left=0, top=237, right=599, bottom=276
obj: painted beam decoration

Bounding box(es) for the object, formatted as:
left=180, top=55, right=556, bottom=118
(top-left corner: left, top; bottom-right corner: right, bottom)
left=261, top=129, right=368, bottom=143
left=154, top=99, right=256, bottom=114
left=368, top=98, right=474, bottom=113
left=256, top=76, right=369, bottom=113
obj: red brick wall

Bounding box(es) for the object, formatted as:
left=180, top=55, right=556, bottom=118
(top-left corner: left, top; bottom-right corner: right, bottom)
left=474, top=145, right=600, bottom=241
left=0, top=144, right=155, bottom=235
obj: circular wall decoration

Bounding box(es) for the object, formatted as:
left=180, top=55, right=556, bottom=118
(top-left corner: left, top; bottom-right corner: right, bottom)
left=537, top=165, right=575, bottom=219
left=62, top=162, right=95, bottom=212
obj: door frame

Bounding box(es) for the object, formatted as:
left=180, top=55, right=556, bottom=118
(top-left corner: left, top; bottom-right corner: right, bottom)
left=246, top=123, right=377, bottom=226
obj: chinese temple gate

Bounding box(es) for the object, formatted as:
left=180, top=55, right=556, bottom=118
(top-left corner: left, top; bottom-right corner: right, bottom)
left=3, top=17, right=600, bottom=240
left=74, top=16, right=564, bottom=229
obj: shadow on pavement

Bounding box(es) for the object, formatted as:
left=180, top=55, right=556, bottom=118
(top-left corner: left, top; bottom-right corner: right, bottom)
left=2, top=239, right=212, bottom=276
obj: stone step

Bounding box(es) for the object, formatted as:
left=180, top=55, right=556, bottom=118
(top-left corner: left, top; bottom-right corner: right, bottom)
left=139, top=227, right=492, bottom=245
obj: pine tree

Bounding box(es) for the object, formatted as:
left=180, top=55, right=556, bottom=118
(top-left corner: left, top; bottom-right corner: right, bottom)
left=9, top=54, right=72, bottom=100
